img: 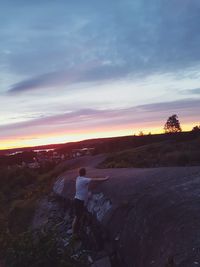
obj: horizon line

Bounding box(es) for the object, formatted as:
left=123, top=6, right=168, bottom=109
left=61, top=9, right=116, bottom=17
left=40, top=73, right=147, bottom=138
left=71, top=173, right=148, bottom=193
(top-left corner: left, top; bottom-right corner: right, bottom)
left=0, top=130, right=194, bottom=152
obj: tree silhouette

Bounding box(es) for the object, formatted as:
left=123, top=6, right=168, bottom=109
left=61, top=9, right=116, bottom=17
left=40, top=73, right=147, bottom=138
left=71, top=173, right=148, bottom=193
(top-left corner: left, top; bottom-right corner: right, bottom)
left=164, top=114, right=182, bottom=133
left=192, top=125, right=200, bottom=133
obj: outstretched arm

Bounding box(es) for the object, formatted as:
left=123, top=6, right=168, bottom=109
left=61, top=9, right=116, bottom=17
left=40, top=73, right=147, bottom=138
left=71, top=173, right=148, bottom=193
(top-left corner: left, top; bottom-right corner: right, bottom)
left=92, top=176, right=109, bottom=182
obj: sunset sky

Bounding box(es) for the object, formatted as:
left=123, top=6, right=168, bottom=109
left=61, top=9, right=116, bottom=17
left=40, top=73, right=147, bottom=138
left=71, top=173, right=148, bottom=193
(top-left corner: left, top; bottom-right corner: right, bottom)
left=1, top=0, right=200, bottom=149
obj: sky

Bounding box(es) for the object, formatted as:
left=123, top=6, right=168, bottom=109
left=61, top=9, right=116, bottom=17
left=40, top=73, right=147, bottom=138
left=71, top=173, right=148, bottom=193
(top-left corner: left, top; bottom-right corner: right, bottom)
left=1, top=0, right=200, bottom=149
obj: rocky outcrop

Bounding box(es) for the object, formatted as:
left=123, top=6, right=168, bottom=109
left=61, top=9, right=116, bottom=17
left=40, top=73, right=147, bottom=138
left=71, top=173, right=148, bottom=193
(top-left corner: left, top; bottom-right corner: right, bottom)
left=33, top=155, right=200, bottom=266
left=32, top=192, right=115, bottom=266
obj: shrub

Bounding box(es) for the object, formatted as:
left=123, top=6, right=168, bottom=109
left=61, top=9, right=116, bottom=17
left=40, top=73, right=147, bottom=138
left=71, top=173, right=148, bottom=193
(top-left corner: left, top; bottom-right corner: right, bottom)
left=8, top=199, right=36, bottom=234
left=5, top=229, right=88, bottom=267
left=99, top=139, right=200, bottom=168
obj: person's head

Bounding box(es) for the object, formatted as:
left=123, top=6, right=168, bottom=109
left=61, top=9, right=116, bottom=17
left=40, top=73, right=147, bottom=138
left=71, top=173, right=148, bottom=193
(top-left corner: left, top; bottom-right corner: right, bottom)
left=79, top=167, right=86, bottom=177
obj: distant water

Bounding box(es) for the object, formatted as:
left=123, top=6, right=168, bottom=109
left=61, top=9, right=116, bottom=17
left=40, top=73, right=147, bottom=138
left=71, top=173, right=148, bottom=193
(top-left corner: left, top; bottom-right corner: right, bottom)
left=33, top=148, right=55, bottom=152
left=6, top=148, right=55, bottom=156
left=6, top=151, right=23, bottom=156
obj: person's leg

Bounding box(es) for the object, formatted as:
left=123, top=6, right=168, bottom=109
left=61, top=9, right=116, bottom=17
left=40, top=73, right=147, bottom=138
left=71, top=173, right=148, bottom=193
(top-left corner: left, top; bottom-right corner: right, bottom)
left=72, top=199, right=84, bottom=236
left=72, top=214, right=83, bottom=233
left=81, top=207, right=90, bottom=228
left=72, top=215, right=78, bottom=234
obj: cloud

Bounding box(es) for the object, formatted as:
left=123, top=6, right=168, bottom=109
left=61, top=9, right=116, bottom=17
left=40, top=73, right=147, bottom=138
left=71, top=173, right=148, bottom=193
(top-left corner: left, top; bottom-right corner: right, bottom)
left=1, top=98, right=200, bottom=139
left=1, top=0, right=200, bottom=148
left=2, top=0, right=200, bottom=94
left=8, top=62, right=129, bottom=94
left=139, top=98, right=200, bottom=112
left=181, top=88, right=200, bottom=95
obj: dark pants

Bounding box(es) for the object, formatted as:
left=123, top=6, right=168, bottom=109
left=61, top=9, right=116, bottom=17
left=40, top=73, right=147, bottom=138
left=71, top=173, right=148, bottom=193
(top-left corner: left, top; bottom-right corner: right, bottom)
left=73, top=198, right=85, bottom=234
left=74, top=198, right=84, bottom=218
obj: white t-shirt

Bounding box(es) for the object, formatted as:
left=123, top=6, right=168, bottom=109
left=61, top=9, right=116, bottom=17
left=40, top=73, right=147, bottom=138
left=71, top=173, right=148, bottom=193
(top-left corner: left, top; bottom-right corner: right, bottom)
left=75, top=176, right=92, bottom=203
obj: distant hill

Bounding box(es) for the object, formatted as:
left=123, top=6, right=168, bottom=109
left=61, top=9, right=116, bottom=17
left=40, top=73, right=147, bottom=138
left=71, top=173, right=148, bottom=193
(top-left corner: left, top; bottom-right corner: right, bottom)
left=1, top=131, right=199, bottom=156
left=99, top=136, right=200, bottom=168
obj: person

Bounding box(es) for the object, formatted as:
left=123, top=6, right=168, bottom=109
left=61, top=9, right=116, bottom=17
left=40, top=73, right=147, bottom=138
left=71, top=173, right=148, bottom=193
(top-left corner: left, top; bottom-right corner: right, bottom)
left=72, top=167, right=109, bottom=237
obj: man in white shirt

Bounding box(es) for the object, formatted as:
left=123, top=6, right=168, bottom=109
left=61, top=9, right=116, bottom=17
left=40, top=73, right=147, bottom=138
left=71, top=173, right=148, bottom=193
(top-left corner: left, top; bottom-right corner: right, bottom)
left=72, top=167, right=109, bottom=237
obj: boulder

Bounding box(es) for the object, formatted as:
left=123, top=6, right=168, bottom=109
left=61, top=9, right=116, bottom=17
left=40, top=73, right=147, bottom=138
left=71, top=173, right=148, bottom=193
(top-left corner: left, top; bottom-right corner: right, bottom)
left=54, top=155, right=200, bottom=267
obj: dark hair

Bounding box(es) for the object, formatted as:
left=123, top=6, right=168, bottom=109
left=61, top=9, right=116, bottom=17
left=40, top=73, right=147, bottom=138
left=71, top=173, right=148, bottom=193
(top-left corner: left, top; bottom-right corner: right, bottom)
left=79, top=168, right=86, bottom=176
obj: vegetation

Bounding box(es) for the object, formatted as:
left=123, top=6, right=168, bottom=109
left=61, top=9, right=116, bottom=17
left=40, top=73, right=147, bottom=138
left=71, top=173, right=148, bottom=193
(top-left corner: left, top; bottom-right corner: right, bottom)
left=192, top=125, right=200, bottom=133
left=1, top=228, right=87, bottom=267
left=164, top=114, right=182, bottom=133
left=0, top=151, right=37, bottom=166
left=0, top=161, right=71, bottom=266
left=99, top=138, right=200, bottom=168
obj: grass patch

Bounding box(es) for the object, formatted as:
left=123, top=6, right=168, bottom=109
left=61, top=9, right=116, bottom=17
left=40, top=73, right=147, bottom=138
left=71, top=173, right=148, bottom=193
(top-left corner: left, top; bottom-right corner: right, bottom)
left=99, top=138, right=200, bottom=168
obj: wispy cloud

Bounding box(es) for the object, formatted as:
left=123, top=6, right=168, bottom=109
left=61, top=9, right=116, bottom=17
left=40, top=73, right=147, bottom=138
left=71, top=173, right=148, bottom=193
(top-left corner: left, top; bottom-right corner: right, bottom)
left=1, top=98, right=200, bottom=139
left=181, top=88, right=200, bottom=94
left=139, top=98, right=200, bottom=112
left=2, top=0, right=200, bottom=94
left=8, top=62, right=129, bottom=94
left=1, top=0, right=200, bottom=147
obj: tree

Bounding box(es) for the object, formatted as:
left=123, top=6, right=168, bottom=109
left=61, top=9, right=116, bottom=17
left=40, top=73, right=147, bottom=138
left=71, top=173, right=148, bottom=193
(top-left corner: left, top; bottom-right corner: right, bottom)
left=191, top=125, right=200, bottom=133
left=164, top=114, right=182, bottom=133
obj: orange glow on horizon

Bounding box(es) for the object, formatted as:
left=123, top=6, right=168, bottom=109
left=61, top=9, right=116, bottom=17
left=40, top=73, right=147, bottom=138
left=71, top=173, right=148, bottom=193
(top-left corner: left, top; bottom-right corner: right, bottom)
left=0, top=122, right=197, bottom=150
